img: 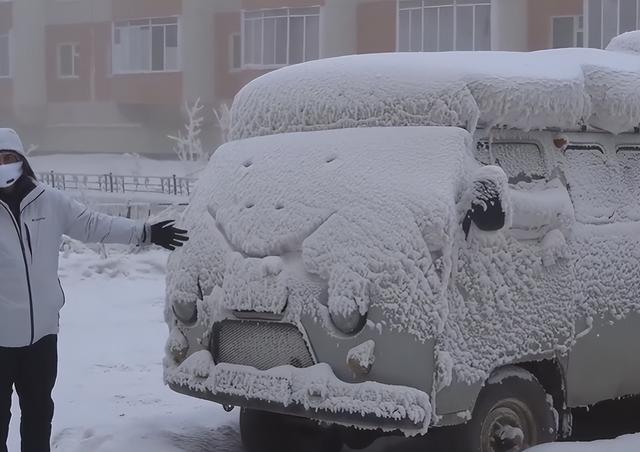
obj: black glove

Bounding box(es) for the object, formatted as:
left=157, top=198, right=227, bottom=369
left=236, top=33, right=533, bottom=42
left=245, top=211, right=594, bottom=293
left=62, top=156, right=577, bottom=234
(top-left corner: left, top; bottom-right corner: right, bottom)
left=150, top=220, right=189, bottom=251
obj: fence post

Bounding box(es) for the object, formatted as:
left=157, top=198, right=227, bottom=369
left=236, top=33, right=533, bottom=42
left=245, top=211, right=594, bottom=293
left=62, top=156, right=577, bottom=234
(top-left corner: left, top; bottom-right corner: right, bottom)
left=49, top=171, right=55, bottom=188
left=109, top=173, right=114, bottom=193
left=173, top=174, right=177, bottom=195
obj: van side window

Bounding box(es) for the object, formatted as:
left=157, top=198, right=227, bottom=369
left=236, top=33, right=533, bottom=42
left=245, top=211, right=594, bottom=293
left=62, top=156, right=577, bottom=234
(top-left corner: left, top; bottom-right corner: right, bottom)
left=617, top=146, right=640, bottom=222
left=564, top=144, right=618, bottom=224
left=476, top=141, right=546, bottom=184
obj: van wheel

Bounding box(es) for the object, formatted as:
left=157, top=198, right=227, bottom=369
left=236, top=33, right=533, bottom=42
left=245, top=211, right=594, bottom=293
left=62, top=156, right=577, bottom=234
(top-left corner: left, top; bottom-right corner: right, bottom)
left=239, top=408, right=343, bottom=452
left=457, top=367, right=557, bottom=452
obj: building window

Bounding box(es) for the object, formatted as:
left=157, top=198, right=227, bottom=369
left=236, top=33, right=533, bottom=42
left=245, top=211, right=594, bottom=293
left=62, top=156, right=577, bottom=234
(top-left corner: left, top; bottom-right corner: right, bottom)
left=242, top=7, right=320, bottom=68
left=112, top=17, right=180, bottom=74
left=230, top=33, right=242, bottom=71
left=398, top=0, right=491, bottom=52
left=0, top=33, right=9, bottom=78
left=552, top=15, right=584, bottom=48
left=57, top=43, right=79, bottom=78
left=587, top=0, right=640, bottom=48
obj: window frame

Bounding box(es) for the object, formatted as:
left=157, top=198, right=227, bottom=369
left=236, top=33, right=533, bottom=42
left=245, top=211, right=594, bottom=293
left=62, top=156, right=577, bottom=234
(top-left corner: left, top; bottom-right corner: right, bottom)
left=585, top=0, right=640, bottom=48
left=0, top=31, right=10, bottom=79
left=111, top=16, right=181, bottom=75
left=617, top=144, right=640, bottom=153
left=396, top=0, right=492, bottom=52
left=551, top=15, right=585, bottom=48
left=563, top=142, right=616, bottom=224
left=240, top=6, right=321, bottom=70
left=229, top=32, right=242, bottom=72
left=475, top=139, right=548, bottom=183
left=57, top=42, right=80, bottom=79
left=615, top=144, right=640, bottom=220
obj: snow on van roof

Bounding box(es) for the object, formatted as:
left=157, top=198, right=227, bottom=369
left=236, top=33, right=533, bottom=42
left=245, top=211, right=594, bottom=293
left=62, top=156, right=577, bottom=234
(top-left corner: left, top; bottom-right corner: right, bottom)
left=606, top=30, right=640, bottom=54
left=229, top=34, right=640, bottom=140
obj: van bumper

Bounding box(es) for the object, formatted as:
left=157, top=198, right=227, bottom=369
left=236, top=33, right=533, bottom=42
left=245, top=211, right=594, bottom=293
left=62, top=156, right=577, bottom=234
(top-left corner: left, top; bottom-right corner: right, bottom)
left=166, top=351, right=431, bottom=435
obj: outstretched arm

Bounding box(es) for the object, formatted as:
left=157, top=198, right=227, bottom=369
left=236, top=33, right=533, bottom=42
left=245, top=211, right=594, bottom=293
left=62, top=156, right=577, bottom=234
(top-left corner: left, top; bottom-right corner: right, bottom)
left=60, top=192, right=189, bottom=249
left=63, top=195, right=147, bottom=245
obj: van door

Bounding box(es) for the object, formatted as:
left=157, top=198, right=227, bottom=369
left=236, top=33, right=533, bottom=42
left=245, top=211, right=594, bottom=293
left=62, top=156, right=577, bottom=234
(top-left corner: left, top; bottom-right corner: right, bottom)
left=563, top=140, right=640, bottom=407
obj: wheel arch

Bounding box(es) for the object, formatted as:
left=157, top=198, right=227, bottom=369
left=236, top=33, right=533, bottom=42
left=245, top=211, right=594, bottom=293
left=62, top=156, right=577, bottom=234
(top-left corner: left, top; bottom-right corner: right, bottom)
left=514, top=359, right=569, bottom=438
left=435, top=357, right=569, bottom=432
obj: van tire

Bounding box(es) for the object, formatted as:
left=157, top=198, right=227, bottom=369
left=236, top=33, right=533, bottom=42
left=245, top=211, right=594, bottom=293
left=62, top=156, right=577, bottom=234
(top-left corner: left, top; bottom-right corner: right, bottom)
left=239, top=408, right=343, bottom=452
left=456, top=367, right=557, bottom=452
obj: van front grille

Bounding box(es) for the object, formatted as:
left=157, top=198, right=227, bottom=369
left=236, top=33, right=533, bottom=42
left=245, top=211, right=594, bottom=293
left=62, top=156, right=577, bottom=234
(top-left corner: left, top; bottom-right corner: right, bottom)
left=211, top=320, right=315, bottom=371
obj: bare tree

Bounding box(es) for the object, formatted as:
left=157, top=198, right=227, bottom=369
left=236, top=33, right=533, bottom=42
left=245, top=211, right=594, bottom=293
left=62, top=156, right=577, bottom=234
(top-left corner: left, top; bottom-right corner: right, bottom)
left=213, top=103, right=231, bottom=144
left=168, top=98, right=208, bottom=162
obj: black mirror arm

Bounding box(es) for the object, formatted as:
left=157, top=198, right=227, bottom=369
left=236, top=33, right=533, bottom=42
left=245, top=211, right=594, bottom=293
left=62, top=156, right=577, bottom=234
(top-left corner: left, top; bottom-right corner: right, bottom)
left=462, top=211, right=473, bottom=240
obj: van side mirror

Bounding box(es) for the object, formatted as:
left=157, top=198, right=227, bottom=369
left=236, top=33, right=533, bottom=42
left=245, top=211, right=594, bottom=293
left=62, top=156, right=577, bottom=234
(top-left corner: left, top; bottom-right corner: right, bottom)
left=462, top=167, right=509, bottom=240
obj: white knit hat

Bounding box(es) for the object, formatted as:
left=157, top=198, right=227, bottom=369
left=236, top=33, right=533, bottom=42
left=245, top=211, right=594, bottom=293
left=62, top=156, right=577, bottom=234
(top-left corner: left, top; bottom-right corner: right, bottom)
left=0, top=128, right=25, bottom=157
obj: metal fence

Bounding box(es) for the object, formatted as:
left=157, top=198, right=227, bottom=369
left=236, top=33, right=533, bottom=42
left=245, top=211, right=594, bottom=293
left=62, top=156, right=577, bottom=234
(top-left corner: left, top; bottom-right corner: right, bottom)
left=38, top=171, right=197, bottom=197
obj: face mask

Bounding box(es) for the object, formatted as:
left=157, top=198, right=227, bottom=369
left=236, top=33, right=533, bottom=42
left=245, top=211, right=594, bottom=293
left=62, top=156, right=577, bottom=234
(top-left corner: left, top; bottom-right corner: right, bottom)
left=0, top=162, right=23, bottom=188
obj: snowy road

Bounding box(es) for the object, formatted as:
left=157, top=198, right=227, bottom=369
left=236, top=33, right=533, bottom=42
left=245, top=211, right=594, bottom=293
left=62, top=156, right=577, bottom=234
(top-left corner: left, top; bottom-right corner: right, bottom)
left=5, top=247, right=639, bottom=452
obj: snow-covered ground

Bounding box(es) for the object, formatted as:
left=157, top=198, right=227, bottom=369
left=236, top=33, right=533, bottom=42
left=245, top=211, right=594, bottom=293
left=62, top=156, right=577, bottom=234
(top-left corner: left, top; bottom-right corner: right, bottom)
left=6, top=245, right=238, bottom=452
left=3, top=244, right=637, bottom=451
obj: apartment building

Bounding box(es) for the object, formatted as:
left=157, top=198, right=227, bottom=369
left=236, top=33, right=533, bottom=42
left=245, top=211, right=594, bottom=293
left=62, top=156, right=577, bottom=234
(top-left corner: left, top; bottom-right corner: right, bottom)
left=0, top=0, right=636, bottom=155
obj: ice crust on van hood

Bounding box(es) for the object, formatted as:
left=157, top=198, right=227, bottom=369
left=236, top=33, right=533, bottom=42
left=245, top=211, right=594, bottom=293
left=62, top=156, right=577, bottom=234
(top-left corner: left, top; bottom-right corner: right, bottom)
left=230, top=46, right=640, bottom=139
left=168, top=127, right=474, bottom=338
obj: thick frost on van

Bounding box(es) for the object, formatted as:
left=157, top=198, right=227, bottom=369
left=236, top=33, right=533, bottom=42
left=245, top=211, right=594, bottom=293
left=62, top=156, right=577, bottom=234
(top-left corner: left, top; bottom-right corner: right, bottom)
left=165, top=43, right=640, bottom=434
left=166, top=125, right=640, bottom=416
left=230, top=36, right=640, bottom=139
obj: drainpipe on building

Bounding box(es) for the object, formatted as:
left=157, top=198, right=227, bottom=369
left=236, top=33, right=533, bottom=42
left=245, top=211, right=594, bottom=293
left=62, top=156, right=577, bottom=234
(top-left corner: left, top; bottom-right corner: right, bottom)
left=90, top=0, right=96, bottom=102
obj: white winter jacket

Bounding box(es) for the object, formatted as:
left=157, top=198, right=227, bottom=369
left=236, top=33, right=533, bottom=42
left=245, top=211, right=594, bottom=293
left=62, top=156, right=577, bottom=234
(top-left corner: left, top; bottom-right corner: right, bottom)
left=0, top=181, right=147, bottom=347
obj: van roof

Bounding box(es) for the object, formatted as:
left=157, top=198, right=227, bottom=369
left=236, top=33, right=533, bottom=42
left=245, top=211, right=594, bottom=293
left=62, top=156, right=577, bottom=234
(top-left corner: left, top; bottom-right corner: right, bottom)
left=229, top=32, right=640, bottom=141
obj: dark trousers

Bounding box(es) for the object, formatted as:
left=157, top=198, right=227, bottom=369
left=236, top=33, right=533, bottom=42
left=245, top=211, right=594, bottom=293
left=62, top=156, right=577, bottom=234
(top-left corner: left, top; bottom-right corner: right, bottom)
left=0, top=335, right=57, bottom=452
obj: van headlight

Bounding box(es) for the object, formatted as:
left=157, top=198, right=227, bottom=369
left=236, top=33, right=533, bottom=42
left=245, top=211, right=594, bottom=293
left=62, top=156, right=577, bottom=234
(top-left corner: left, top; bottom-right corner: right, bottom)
left=172, top=302, right=197, bottom=325
left=172, top=278, right=204, bottom=326
left=329, top=299, right=367, bottom=335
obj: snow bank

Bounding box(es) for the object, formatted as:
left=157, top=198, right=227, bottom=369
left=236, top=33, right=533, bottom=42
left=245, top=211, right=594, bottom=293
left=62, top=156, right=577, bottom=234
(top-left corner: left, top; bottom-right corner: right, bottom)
left=529, top=434, right=640, bottom=452
left=230, top=47, right=640, bottom=139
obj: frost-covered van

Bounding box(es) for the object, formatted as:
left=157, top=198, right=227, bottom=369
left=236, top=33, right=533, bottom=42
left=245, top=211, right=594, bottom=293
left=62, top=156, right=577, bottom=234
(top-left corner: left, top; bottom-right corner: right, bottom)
left=164, top=31, right=640, bottom=452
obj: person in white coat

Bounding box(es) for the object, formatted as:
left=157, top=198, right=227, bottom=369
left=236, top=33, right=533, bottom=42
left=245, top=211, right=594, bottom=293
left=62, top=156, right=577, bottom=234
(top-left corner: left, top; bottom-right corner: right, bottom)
left=0, top=128, right=188, bottom=452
